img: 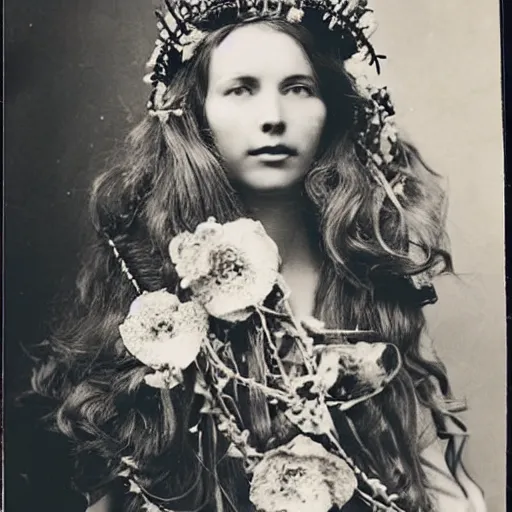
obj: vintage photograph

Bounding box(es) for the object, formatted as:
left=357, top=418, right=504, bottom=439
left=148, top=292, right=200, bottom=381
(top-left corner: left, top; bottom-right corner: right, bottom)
left=5, top=1, right=506, bottom=511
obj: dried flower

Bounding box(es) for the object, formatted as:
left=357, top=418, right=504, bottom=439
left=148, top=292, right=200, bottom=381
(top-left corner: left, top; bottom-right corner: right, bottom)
left=169, top=218, right=280, bottom=322
left=179, top=27, right=206, bottom=61
left=314, top=342, right=402, bottom=408
left=379, top=119, right=399, bottom=164
left=119, top=289, right=208, bottom=373
left=250, top=435, right=357, bottom=512
left=144, top=367, right=184, bottom=389
left=285, top=393, right=334, bottom=437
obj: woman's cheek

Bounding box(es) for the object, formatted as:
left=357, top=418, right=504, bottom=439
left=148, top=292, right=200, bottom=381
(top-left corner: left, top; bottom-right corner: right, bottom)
left=206, top=99, right=242, bottom=137
left=296, top=102, right=326, bottom=134
left=301, top=112, right=326, bottom=144
left=311, top=101, right=327, bottom=131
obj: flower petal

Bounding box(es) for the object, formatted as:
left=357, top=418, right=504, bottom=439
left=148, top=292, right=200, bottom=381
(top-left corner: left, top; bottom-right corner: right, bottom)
left=169, top=218, right=280, bottom=322
left=119, top=289, right=208, bottom=370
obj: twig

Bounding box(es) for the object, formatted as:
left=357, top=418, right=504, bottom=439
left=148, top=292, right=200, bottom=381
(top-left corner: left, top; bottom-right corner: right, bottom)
left=202, top=338, right=291, bottom=404
left=325, top=432, right=406, bottom=512
left=257, top=305, right=288, bottom=318
left=280, top=300, right=316, bottom=374
left=256, top=308, right=291, bottom=387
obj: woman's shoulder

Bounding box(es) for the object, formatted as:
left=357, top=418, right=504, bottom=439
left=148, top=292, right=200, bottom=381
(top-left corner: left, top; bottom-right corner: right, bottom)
left=84, top=479, right=126, bottom=512
left=416, top=398, right=439, bottom=452
left=86, top=492, right=114, bottom=512
left=413, top=390, right=487, bottom=511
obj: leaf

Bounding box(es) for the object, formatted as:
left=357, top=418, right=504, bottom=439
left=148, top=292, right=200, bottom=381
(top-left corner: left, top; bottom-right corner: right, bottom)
left=142, top=498, right=165, bottom=511
left=121, top=456, right=139, bottom=469
left=194, top=370, right=214, bottom=413
left=226, top=443, right=244, bottom=458
left=128, top=479, right=142, bottom=495
left=194, top=370, right=212, bottom=400
left=211, top=337, right=224, bottom=352
left=215, top=374, right=230, bottom=392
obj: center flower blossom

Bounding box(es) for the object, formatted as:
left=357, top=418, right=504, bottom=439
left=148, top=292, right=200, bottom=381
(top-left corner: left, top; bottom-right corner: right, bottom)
left=250, top=435, right=357, bottom=512
left=169, top=218, right=280, bottom=322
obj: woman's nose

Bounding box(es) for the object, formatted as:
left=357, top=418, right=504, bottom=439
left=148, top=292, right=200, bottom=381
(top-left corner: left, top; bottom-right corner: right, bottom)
left=261, top=120, right=285, bottom=135
left=259, top=93, right=286, bottom=135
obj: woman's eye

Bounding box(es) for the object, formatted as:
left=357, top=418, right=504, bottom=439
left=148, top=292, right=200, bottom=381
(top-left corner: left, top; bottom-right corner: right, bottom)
left=285, top=85, right=315, bottom=97
left=226, top=86, right=251, bottom=97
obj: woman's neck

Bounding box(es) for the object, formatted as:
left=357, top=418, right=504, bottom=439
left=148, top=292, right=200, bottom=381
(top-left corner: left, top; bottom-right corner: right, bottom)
left=238, top=185, right=322, bottom=320
left=238, top=185, right=319, bottom=268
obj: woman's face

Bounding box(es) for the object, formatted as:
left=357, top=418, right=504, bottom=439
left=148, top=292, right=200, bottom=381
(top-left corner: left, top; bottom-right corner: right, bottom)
left=205, top=23, right=327, bottom=191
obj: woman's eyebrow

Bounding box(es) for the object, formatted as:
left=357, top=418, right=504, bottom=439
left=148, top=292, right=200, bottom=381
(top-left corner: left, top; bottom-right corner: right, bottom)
left=220, top=75, right=259, bottom=88
left=281, top=74, right=317, bottom=85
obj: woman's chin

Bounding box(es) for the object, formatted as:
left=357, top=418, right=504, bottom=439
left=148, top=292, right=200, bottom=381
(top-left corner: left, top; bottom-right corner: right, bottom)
left=234, top=168, right=305, bottom=192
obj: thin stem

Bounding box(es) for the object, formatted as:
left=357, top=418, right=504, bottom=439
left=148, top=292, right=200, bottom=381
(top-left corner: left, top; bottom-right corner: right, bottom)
left=355, top=488, right=404, bottom=512
left=314, top=328, right=378, bottom=337
left=208, top=378, right=263, bottom=470
left=256, top=308, right=291, bottom=387
left=281, top=299, right=316, bottom=374
left=325, top=432, right=405, bottom=512
left=256, top=305, right=289, bottom=318
left=202, top=338, right=291, bottom=404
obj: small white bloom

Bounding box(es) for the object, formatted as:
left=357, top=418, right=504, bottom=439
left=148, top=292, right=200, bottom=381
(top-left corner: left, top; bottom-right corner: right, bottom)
left=180, top=27, right=206, bottom=61
left=379, top=119, right=398, bottom=163
left=119, top=289, right=208, bottom=371
left=344, top=51, right=383, bottom=95
left=286, top=7, right=304, bottom=23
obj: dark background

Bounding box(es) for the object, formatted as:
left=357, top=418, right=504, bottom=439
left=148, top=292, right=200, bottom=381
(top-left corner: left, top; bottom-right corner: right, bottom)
left=5, top=2, right=156, bottom=509
left=5, top=1, right=507, bottom=511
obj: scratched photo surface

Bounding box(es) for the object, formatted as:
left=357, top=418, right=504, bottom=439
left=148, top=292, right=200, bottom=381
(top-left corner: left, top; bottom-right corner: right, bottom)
left=5, top=1, right=506, bottom=511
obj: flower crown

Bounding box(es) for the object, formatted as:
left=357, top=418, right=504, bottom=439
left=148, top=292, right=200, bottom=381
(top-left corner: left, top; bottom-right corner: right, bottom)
left=111, top=218, right=412, bottom=512
left=144, top=0, right=384, bottom=117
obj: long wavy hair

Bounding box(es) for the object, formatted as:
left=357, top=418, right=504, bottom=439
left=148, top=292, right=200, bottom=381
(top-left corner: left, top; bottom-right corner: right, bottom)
left=30, top=18, right=461, bottom=512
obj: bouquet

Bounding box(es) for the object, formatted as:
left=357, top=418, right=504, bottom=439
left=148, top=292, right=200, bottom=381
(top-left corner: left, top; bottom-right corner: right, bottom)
left=117, top=217, right=405, bottom=512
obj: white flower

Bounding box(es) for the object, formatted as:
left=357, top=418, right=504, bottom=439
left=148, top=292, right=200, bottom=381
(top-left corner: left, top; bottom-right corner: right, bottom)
left=179, top=27, right=206, bottom=61
left=379, top=119, right=398, bottom=163
left=286, top=7, right=304, bottom=23
left=169, top=218, right=280, bottom=322
left=344, top=50, right=383, bottom=95
left=119, top=289, right=208, bottom=372
left=250, top=435, right=357, bottom=512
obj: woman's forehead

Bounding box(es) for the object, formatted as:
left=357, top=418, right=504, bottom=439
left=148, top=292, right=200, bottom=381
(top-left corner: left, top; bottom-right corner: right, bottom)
left=208, top=24, right=314, bottom=83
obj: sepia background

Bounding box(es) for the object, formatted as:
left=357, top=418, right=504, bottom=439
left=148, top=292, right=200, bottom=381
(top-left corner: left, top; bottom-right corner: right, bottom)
left=5, top=0, right=506, bottom=510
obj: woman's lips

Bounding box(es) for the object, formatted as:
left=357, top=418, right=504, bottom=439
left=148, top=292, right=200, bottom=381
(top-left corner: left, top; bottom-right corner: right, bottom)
left=256, top=153, right=292, bottom=163
left=248, top=144, right=297, bottom=163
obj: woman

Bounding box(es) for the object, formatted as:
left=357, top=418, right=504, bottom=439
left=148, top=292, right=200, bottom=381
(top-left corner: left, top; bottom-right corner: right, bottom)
left=30, top=1, right=486, bottom=511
